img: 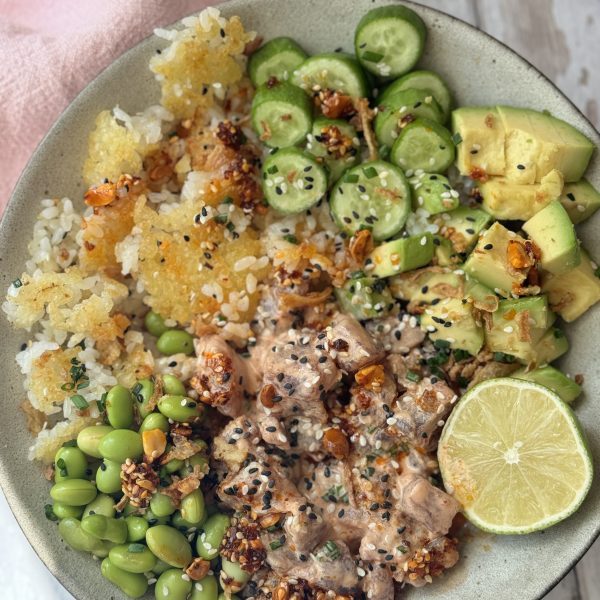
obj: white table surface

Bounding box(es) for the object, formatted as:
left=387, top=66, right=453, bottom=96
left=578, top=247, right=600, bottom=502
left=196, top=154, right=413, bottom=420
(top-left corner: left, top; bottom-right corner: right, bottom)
left=1, top=1, right=599, bottom=599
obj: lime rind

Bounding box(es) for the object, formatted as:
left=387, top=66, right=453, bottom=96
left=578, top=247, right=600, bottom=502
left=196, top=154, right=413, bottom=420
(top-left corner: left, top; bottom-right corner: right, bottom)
left=438, top=377, right=593, bottom=535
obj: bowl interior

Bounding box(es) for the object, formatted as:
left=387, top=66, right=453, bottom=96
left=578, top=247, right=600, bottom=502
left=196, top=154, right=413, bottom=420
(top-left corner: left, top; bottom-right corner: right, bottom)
left=1, top=1, right=599, bottom=599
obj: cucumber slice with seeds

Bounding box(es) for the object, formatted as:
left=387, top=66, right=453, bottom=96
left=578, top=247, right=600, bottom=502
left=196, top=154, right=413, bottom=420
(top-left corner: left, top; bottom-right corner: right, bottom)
left=292, top=53, right=369, bottom=98
left=409, top=173, right=459, bottom=214
left=248, top=37, right=308, bottom=87
left=251, top=82, right=313, bottom=148
left=375, top=89, right=444, bottom=148
left=380, top=70, right=452, bottom=120
left=329, top=160, right=411, bottom=241
left=355, top=5, right=427, bottom=79
left=335, top=276, right=393, bottom=320
left=262, top=148, right=327, bottom=214
left=390, top=118, right=455, bottom=173
left=306, top=118, right=361, bottom=185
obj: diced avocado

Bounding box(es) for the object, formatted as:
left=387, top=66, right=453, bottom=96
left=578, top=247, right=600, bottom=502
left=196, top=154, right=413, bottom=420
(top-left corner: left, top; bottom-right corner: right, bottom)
left=433, top=206, right=493, bottom=254
left=478, top=169, right=564, bottom=220
left=484, top=296, right=553, bottom=363
left=497, top=106, right=595, bottom=183
left=335, top=276, right=393, bottom=320
left=410, top=173, right=459, bottom=214
left=421, top=297, right=484, bottom=356
left=531, top=327, right=569, bottom=366
left=432, top=235, right=459, bottom=266
left=369, top=233, right=433, bottom=278
left=542, top=249, right=600, bottom=321
left=463, top=222, right=529, bottom=296
left=464, top=277, right=498, bottom=312
left=522, top=201, right=580, bottom=275
left=452, top=107, right=506, bottom=177
left=389, top=267, right=464, bottom=306
left=560, top=178, right=600, bottom=224
left=512, top=366, right=582, bottom=403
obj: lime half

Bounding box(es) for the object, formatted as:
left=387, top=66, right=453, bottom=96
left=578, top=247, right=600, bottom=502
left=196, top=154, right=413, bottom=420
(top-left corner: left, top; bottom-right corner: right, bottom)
left=438, top=377, right=593, bottom=534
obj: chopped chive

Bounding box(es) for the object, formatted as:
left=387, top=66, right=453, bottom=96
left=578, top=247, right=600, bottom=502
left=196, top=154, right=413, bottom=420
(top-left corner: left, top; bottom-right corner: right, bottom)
left=406, top=370, right=421, bottom=382
left=70, top=395, right=89, bottom=409
left=363, top=166, right=378, bottom=178
left=267, top=165, right=279, bottom=174
left=345, top=173, right=360, bottom=184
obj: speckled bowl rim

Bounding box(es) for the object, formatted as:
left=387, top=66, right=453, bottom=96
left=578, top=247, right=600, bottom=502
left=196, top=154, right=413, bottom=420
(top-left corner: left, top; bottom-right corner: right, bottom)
left=1, top=1, right=599, bottom=599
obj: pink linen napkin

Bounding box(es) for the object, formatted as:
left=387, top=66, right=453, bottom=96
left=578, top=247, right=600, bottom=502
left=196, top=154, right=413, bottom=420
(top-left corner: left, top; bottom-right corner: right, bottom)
left=0, top=0, right=213, bottom=215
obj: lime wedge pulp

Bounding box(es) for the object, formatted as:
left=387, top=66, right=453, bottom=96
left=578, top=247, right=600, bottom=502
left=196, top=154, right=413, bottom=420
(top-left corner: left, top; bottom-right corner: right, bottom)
left=438, top=377, right=593, bottom=534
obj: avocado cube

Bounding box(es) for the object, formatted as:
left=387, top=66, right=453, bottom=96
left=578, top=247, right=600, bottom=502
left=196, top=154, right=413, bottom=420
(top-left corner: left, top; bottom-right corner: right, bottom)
left=485, top=296, right=553, bottom=363
left=478, top=169, right=564, bottom=221
left=523, top=201, right=580, bottom=275
left=512, top=365, right=582, bottom=403
left=464, top=277, right=499, bottom=312
left=532, top=327, right=569, bottom=366
left=432, top=235, right=459, bottom=266
left=389, top=267, right=464, bottom=306
left=334, top=276, right=393, bottom=321
left=433, top=205, right=493, bottom=254
left=369, top=233, right=434, bottom=278
left=421, top=297, right=484, bottom=356
left=497, top=105, right=594, bottom=183
left=542, top=249, right=600, bottom=321
left=463, top=222, right=529, bottom=296
left=560, top=178, right=600, bottom=224
left=452, top=107, right=506, bottom=177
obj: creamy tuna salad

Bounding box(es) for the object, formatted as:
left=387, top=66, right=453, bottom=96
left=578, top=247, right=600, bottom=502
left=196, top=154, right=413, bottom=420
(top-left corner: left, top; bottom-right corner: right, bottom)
left=3, top=4, right=598, bottom=600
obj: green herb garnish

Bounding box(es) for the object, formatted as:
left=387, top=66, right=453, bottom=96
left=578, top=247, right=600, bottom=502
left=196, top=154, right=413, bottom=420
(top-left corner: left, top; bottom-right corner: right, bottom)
left=406, top=370, right=421, bottom=382
left=362, top=50, right=384, bottom=62
left=451, top=132, right=463, bottom=145
left=493, top=351, right=516, bottom=364
left=363, top=166, right=378, bottom=179
left=70, top=395, right=89, bottom=409
left=283, top=234, right=298, bottom=244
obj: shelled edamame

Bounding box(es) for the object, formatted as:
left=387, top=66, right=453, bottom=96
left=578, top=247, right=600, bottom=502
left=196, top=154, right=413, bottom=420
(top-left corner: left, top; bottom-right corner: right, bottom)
left=46, top=374, right=240, bottom=599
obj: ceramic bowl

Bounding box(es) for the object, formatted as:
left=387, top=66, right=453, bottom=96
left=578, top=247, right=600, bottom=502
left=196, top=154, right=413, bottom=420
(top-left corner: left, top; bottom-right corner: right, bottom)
left=0, top=1, right=598, bottom=598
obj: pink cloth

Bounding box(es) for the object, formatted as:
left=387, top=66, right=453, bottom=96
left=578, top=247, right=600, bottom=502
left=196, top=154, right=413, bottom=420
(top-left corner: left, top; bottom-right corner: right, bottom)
left=0, top=0, right=212, bottom=214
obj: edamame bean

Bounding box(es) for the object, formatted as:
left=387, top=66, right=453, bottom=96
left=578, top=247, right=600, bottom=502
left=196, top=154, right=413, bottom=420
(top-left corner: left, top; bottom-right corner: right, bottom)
left=145, top=509, right=170, bottom=527
left=50, top=479, right=97, bottom=506
left=180, top=489, right=206, bottom=525
left=52, top=502, right=83, bottom=520
left=144, top=310, right=170, bottom=337
left=109, top=543, right=157, bottom=573
left=221, top=558, right=251, bottom=587
left=132, top=378, right=155, bottom=419
left=82, top=514, right=128, bottom=543
left=59, top=517, right=110, bottom=556
left=54, top=446, right=88, bottom=482
left=146, top=525, right=192, bottom=568
left=163, top=457, right=184, bottom=475
left=101, top=558, right=148, bottom=599
left=106, top=384, right=134, bottom=429
left=152, top=559, right=172, bottom=575
left=170, top=510, right=196, bottom=532
left=99, top=430, right=143, bottom=463
left=124, top=516, right=148, bottom=542
left=196, top=514, right=230, bottom=560
left=155, top=568, right=192, bottom=600
left=190, top=574, right=219, bottom=600
left=162, top=374, right=186, bottom=396
left=178, top=451, right=208, bottom=478
left=150, top=493, right=177, bottom=518
left=156, top=330, right=194, bottom=356
left=139, top=412, right=169, bottom=435
left=96, top=459, right=122, bottom=494
left=157, top=394, right=203, bottom=422
left=83, top=494, right=116, bottom=518
left=77, top=425, right=114, bottom=459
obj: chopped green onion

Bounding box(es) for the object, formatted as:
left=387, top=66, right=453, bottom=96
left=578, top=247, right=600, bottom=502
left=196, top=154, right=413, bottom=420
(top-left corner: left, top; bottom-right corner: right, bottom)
left=283, top=234, right=299, bottom=244
left=12, top=278, right=23, bottom=288
left=214, top=214, right=228, bottom=224
left=362, top=50, right=384, bottom=62
left=451, top=132, right=463, bottom=145
left=493, top=351, right=516, bottom=364
left=406, top=370, right=421, bottom=382
left=345, top=173, right=359, bottom=184
left=70, top=395, right=89, bottom=409
left=363, top=166, right=378, bottom=179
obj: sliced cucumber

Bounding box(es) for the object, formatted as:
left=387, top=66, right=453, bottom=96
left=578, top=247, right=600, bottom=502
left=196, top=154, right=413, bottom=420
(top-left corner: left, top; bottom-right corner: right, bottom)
left=306, top=118, right=361, bottom=185
left=262, top=148, right=327, bottom=214
left=330, top=160, right=411, bottom=241
left=410, top=173, right=459, bottom=214
left=292, top=53, right=369, bottom=98
left=380, top=70, right=453, bottom=121
left=248, top=37, right=308, bottom=87
left=335, top=276, right=393, bottom=320
left=251, top=82, right=313, bottom=148
left=375, top=89, right=444, bottom=148
left=355, top=5, right=426, bottom=79
left=390, top=118, right=455, bottom=173
left=369, top=233, right=434, bottom=278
